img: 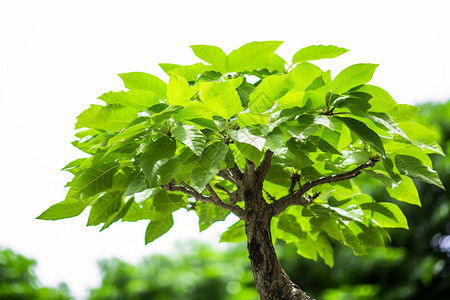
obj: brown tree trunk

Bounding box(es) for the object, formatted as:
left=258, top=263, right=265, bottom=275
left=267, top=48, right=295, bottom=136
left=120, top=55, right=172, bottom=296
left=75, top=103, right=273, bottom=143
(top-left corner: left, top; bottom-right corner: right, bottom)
left=245, top=212, right=314, bottom=300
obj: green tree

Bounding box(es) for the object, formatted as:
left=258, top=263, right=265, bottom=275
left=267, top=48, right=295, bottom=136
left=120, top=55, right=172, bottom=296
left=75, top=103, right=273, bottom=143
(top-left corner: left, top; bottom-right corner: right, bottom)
left=88, top=242, right=257, bottom=300
left=0, top=248, right=72, bottom=300
left=38, top=41, right=444, bottom=299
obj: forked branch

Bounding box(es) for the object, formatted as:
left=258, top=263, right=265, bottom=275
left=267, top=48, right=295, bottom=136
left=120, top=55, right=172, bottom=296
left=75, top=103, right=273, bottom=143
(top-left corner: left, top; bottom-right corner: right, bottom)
left=162, top=181, right=246, bottom=220
left=271, top=157, right=379, bottom=216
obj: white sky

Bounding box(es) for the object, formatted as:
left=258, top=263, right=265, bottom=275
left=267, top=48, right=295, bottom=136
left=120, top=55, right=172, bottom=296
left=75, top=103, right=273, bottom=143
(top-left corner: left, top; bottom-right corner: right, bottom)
left=1, top=0, right=449, bottom=298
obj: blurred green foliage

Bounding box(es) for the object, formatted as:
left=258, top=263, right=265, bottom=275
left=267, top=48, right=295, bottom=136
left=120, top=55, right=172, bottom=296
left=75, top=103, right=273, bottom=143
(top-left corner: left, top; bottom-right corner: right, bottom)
left=0, top=248, right=72, bottom=300
left=88, top=242, right=258, bottom=300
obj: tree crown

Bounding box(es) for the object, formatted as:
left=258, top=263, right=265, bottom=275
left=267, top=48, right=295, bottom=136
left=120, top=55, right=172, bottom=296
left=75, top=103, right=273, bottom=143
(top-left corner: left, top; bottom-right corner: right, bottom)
left=39, top=41, right=444, bottom=267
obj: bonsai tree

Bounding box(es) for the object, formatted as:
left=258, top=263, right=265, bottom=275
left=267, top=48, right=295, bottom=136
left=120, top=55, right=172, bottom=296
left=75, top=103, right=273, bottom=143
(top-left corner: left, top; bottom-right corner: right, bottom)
left=38, top=41, right=444, bottom=299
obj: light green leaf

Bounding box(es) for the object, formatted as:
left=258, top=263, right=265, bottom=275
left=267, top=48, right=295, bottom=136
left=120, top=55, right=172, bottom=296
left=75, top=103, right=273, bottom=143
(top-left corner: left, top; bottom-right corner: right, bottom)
left=87, top=192, right=122, bottom=226
left=167, top=74, right=198, bottom=106
left=145, top=214, right=174, bottom=244
left=220, top=220, right=246, bottom=243
left=265, top=127, right=284, bottom=151
left=236, top=112, right=269, bottom=126
left=191, top=141, right=229, bottom=189
left=141, top=136, right=177, bottom=187
left=172, top=125, right=206, bottom=156
left=395, top=155, right=444, bottom=189
left=332, top=63, right=378, bottom=94
left=67, top=162, right=119, bottom=199
left=289, top=62, right=323, bottom=91
left=190, top=44, right=228, bottom=73
left=234, top=141, right=263, bottom=165
left=118, top=72, right=167, bottom=99
left=153, top=189, right=186, bottom=214
left=361, top=202, right=408, bottom=229
left=249, top=74, right=291, bottom=114
left=227, top=41, right=284, bottom=72
left=196, top=203, right=230, bottom=232
left=75, top=105, right=139, bottom=132
left=199, top=81, right=243, bottom=119
left=292, top=45, right=349, bottom=64
left=160, top=63, right=213, bottom=82
left=37, top=199, right=86, bottom=220
left=387, top=175, right=421, bottom=206
left=101, top=197, right=135, bottom=231
left=98, top=90, right=160, bottom=110
left=317, top=232, right=334, bottom=268
left=157, top=148, right=194, bottom=185
left=107, top=123, right=147, bottom=146
left=228, top=127, right=266, bottom=151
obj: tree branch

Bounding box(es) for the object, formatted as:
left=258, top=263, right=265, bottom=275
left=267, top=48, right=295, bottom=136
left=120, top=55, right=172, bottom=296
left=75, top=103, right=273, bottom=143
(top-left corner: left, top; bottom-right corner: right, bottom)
left=255, top=149, right=274, bottom=181
left=206, top=184, right=246, bottom=220
left=270, top=157, right=379, bottom=216
left=162, top=181, right=246, bottom=220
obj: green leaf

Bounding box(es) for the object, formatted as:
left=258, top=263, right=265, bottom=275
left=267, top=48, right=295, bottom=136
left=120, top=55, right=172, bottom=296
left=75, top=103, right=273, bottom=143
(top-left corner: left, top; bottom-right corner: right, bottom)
left=191, top=141, right=229, bottom=189
left=395, top=155, right=444, bottom=189
left=387, top=175, right=421, bottom=206
left=167, top=74, right=198, bottom=106
left=236, top=112, right=269, bottom=126
left=228, top=127, right=266, bottom=151
left=172, top=125, right=206, bottom=156
left=160, top=63, right=213, bottom=82
left=190, top=44, right=228, bottom=73
left=336, top=116, right=386, bottom=157
left=248, top=74, right=291, bottom=114
left=37, top=199, right=86, bottom=220
left=118, top=72, right=167, bottom=99
left=87, top=192, right=122, bottom=226
left=67, top=162, right=119, bottom=199
left=101, top=197, right=135, bottom=231
left=220, top=220, right=246, bottom=243
left=145, top=214, right=174, bottom=244
left=332, top=63, right=378, bottom=94
left=107, top=122, right=147, bottom=146
left=153, top=189, right=186, bottom=214
left=75, top=105, right=139, bottom=132
left=98, top=90, right=160, bottom=110
left=361, top=202, right=408, bottom=229
left=289, top=62, right=323, bottom=91
left=292, top=45, right=349, bottom=64
left=234, top=142, right=263, bottom=165
left=227, top=41, right=284, bottom=72
left=196, top=203, right=230, bottom=232
left=265, top=127, right=284, bottom=151
left=317, top=232, right=334, bottom=268
left=141, top=136, right=177, bottom=187
left=199, top=81, right=243, bottom=119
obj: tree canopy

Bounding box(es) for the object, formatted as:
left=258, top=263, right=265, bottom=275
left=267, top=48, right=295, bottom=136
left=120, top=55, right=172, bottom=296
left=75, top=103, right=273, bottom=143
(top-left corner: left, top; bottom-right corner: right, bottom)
left=38, top=41, right=444, bottom=299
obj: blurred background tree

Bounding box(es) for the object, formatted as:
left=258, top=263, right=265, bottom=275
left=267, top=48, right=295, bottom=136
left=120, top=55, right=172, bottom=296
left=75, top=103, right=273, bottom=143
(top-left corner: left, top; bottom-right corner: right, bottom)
left=88, top=242, right=257, bottom=300
left=0, top=248, right=72, bottom=300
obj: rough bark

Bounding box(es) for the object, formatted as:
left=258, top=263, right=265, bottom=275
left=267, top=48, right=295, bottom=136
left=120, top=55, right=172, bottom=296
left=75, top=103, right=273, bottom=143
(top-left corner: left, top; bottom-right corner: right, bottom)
left=242, top=163, right=314, bottom=300
left=245, top=212, right=314, bottom=300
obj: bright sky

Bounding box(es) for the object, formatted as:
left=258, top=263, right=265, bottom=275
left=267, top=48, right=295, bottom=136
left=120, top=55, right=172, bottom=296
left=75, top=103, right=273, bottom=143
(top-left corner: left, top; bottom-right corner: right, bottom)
left=1, top=0, right=449, bottom=298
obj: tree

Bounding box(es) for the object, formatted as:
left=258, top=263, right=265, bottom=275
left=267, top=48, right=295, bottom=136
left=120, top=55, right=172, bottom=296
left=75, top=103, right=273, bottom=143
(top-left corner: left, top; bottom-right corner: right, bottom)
left=38, top=41, right=444, bottom=299
left=0, top=248, right=72, bottom=300
left=88, top=242, right=257, bottom=300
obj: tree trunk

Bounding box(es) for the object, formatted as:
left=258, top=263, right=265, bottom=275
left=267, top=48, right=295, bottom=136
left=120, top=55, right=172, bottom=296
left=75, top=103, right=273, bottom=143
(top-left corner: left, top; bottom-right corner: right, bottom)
left=245, top=211, right=314, bottom=300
